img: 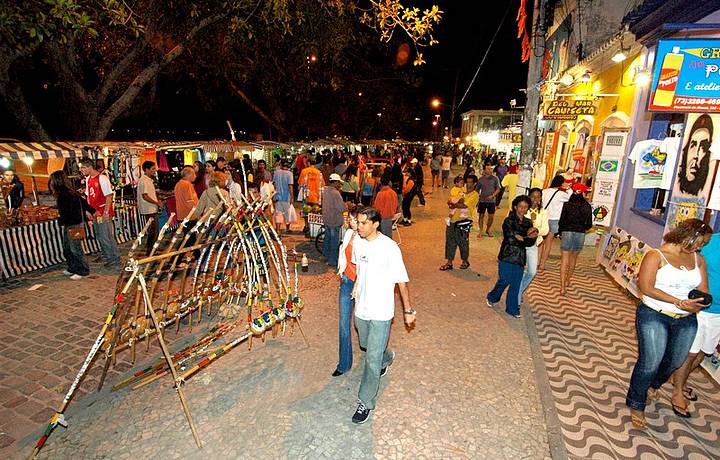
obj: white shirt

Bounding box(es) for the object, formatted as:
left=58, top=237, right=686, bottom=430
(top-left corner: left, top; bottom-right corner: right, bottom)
left=352, top=233, right=409, bottom=321
left=136, top=174, right=158, bottom=215
left=659, top=136, right=682, bottom=190
left=441, top=156, right=452, bottom=171
left=542, top=187, right=570, bottom=220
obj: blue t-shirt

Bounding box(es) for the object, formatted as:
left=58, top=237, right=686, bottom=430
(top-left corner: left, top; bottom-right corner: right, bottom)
left=700, top=233, right=720, bottom=314
left=272, top=169, right=294, bottom=202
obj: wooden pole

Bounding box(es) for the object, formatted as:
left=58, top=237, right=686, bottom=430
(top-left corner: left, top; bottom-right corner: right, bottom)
left=136, top=270, right=202, bottom=448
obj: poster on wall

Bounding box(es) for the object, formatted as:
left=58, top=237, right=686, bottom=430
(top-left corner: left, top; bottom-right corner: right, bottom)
left=665, top=113, right=720, bottom=233
left=649, top=39, right=720, bottom=112
left=591, top=129, right=629, bottom=227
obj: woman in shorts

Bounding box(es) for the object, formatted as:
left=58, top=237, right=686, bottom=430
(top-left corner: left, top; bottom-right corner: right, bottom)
left=557, top=183, right=593, bottom=295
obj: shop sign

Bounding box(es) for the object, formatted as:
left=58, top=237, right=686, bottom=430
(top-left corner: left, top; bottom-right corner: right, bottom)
left=649, top=39, right=720, bottom=112
left=499, top=132, right=522, bottom=144
left=591, top=129, right=629, bottom=227
left=543, top=99, right=596, bottom=120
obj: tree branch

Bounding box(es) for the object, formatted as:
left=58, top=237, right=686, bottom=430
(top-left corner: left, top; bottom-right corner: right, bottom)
left=95, top=11, right=228, bottom=139
left=45, top=40, right=90, bottom=106
left=0, top=46, right=50, bottom=140
left=96, top=40, right=148, bottom=107
left=228, top=80, right=289, bottom=138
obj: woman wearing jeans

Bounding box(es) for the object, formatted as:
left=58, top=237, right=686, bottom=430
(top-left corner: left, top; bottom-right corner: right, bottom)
left=332, top=210, right=359, bottom=376
left=557, top=183, right=593, bottom=295
left=486, top=195, right=538, bottom=318
left=50, top=171, right=95, bottom=280
left=627, top=218, right=712, bottom=429
left=518, top=188, right=549, bottom=304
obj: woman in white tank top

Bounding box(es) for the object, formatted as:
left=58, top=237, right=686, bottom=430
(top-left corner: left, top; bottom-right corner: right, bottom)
left=626, top=219, right=712, bottom=429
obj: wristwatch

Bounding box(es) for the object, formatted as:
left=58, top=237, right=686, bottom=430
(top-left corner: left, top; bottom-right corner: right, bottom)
left=403, top=309, right=417, bottom=315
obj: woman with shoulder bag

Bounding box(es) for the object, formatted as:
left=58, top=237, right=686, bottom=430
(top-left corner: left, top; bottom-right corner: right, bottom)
left=50, top=170, right=95, bottom=280
left=332, top=209, right=359, bottom=377
left=626, top=218, right=712, bottom=429
left=537, top=175, right=570, bottom=271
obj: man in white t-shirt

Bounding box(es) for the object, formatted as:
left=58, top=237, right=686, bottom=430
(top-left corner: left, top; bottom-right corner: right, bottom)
left=350, top=206, right=415, bottom=424
left=137, top=161, right=163, bottom=255
left=440, top=154, right=452, bottom=188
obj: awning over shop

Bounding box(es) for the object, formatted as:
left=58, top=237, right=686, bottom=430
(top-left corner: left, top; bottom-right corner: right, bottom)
left=0, top=142, right=81, bottom=160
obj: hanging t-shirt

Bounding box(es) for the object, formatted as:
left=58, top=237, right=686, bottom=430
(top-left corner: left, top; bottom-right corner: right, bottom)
left=628, top=139, right=663, bottom=189
left=352, top=234, right=410, bottom=321
left=659, top=136, right=682, bottom=190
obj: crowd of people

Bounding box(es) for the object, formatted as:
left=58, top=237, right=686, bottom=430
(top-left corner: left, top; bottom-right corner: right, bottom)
left=48, top=145, right=719, bottom=432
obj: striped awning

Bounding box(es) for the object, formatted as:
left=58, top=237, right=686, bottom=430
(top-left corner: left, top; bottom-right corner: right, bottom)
left=0, top=142, right=81, bottom=160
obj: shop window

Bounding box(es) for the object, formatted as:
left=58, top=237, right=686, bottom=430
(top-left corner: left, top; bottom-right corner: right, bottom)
left=630, top=113, right=685, bottom=224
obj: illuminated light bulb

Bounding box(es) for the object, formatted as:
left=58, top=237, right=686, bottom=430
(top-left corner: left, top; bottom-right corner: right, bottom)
left=22, top=156, right=34, bottom=166
left=0, top=157, right=10, bottom=169
left=559, top=73, right=574, bottom=86
left=633, top=68, right=651, bottom=86
left=611, top=51, right=627, bottom=63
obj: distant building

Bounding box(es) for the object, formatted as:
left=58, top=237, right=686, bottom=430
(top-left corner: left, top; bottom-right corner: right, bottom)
left=460, top=109, right=523, bottom=140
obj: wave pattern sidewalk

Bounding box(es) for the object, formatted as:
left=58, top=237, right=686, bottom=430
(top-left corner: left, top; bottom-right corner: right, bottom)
left=526, top=258, right=720, bottom=460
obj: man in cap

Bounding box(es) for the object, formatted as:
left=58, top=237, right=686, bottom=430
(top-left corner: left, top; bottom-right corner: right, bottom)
left=322, top=173, right=346, bottom=267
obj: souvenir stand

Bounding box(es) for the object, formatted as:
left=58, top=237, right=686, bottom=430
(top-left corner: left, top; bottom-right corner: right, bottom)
left=0, top=142, right=144, bottom=280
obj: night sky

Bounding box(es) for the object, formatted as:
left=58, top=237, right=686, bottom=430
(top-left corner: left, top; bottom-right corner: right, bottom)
left=418, top=1, right=529, bottom=118
left=0, top=1, right=529, bottom=142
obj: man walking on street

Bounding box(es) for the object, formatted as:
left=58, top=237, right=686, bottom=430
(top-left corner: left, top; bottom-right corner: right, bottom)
left=322, top=173, right=346, bottom=267
left=80, top=158, right=121, bottom=266
left=137, top=161, right=163, bottom=255
left=351, top=206, right=415, bottom=424
left=372, top=176, right=398, bottom=238
left=476, top=162, right=501, bottom=237
left=412, top=158, right=425, bottom=206
left=440, top=153, right=452, bottom=188
left=299, top=156, right=325, bottom=235
left=272, top=159, right=295, bottom=234
left=494, top=158, right=509, bottom=206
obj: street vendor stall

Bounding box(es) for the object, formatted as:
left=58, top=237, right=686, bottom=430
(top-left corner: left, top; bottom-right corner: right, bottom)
left=0, top=142, right=146, bottom=280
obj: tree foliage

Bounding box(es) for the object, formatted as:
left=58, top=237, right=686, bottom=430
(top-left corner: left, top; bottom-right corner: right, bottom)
left=0, top=0, right=441, bottom=141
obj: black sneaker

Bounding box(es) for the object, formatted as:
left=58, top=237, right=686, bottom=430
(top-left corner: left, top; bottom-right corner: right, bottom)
left=352, top=401, right=371, bottom=424
left=380, top=351, right=395, bottom=377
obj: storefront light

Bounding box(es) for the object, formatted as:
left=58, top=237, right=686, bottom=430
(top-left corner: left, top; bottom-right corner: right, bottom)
left=611, top=50, right=627, bottom=63
left=22, top=157, right=34, bottom=166
left=0, top=157, right=10, bottom=169
left=559, top=73, right=574, bottom=86
left=579, top=71, right=592, bottom=83
left=633, top=67, right=651, bottom=86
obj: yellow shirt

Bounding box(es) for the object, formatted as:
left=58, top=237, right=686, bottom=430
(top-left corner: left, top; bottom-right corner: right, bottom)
left=502, top=173, right=519, bottom=207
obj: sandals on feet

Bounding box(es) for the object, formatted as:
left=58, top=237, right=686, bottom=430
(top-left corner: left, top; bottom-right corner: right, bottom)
left=682, top=387, right=698, bottom=402
left=630, top=411, right=647, bottom=429
left=459, top=261, right=470, bottom=269
left=672, top=402, right=692, bottom=418
left=439, top=263, right=453, bottom=271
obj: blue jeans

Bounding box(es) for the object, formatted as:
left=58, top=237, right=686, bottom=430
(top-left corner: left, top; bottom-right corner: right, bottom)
left=62, top=225, right=89, bottom=276
left=626, top=303, right=698, bottom=411
left=487, top=260, right=524, bottom=316
left=336, top=275, right=355, bottom=373
left=355, top=317, right=393, bottom=410
left=519, top=245, right=539, bottom=304
left=93, top=218, right=120, bottom=264
left=322, top=225, right=342, bottom=267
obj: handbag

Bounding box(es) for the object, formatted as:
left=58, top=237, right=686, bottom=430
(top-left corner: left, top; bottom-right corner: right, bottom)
left=68, top=224, right=86, bottom=240
left=68, top=194, right=88, bottom=240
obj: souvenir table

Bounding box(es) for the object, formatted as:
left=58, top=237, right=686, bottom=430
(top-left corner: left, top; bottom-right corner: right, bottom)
left=0, top=204, right=147, bottom=280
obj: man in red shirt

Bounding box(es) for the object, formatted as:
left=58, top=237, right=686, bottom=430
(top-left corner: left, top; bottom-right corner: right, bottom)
left=372, top=176, right=398, bottom=238
left=80, top=158, right=120, bottom=266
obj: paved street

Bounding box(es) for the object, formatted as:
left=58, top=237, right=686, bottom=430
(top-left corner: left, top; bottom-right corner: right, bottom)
left=1, top=171, right=718, bottom=459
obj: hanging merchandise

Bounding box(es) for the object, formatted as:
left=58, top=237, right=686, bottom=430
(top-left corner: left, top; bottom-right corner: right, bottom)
left=184, top=149, right=195, bottom=166
left=157, top=151, right=170, bottom=172
left=628, top=139, right=663, bottom=189
left=658, top=136, right=682, bottom=190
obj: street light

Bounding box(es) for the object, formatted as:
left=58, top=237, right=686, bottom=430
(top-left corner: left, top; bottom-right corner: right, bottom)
left=432, top=121, right=438, bottom=127
left=358, top=92, right=363, bottom=96
left=431, top=98, right=441, bottom=109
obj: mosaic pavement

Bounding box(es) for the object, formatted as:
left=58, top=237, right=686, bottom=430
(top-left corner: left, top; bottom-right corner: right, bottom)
left=526, top=258, right=720, bottom=460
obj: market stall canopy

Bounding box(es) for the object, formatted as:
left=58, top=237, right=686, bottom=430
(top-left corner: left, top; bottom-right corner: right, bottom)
left=0, top=141, right=81, bottom=159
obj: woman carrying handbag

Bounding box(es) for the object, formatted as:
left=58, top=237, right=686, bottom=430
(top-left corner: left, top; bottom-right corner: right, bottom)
left=50, top=171, right=95, bottom=280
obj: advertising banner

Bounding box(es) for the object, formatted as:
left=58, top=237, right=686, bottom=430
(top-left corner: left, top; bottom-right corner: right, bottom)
left=649, top=39, right=720, bottom=112
left=543, top=99, right=597, bottom=121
